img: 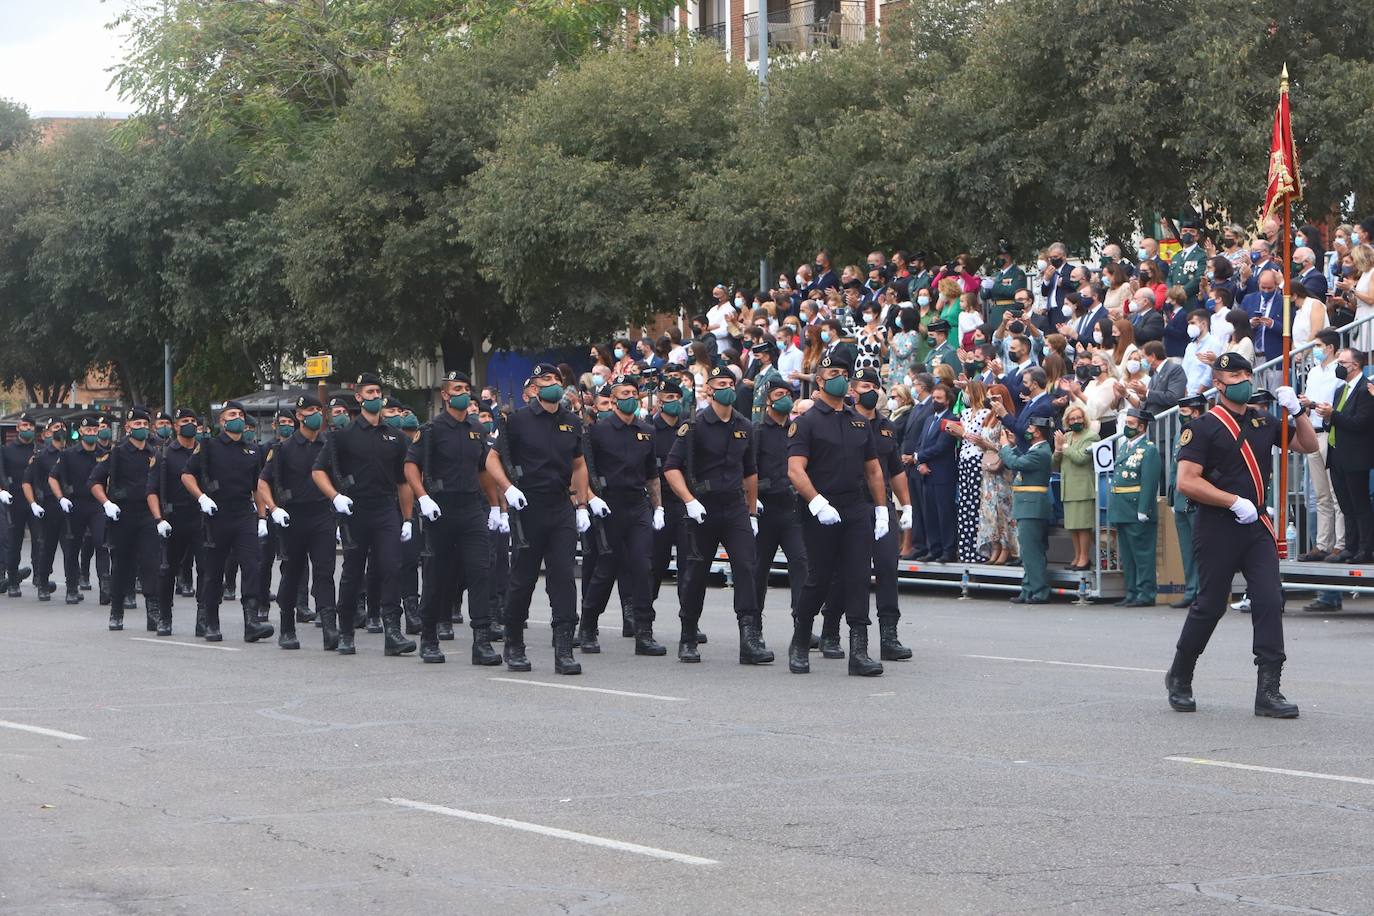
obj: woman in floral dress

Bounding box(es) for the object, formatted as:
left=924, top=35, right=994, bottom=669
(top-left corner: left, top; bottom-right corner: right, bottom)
left=972, top=382, right=1017, bottom=565
left=886, top=306, right=920, bottom=387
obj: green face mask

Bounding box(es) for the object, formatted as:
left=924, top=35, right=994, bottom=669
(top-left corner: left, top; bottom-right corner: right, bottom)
left=302, top=414, right=323, bottom=431
left=278, top=424, right=294, bottom=438
left=243, top=429, right=257, bottom=443
left=1223, top=380, right=1253, bottom=405
left=384, top=415, right=403, bottom=428
left=401, top=415, right=419, bottom=430
left=616, top=397, right=639, bottom=415
left=449, top=393, right=471, bottom=411
left=81, top=433, right=98, bottom=444
left=129, top=427, right=150, bottom=442
left=1067, top=421, right=1084, bottom=433
left=712, top=387, right=737, bottom=406
left=178, top=423, right=197, bottom=438
left=331, top=413, right=350, bottom=429
left=18, top=429, right=34, bottom=442
left=98, top=429, right=112, bottom=442
left=596, top=409, right=613, bottom=420
left=223, top=418, right=246, bottom=434
left=361, top=397, right=383, bottom=414
left=538, top=384, right=564, bottom=403
left=822, top=375, right=849, bottom=397
left=661, top=400, right=682, bottom=417
left=771, top=395, right=793, bottom=415
left=857, top=390, right=880, bottom=409
left=482, top=420, right=494, bottom=433
left=1024, top=429, right=1035, bottom=441
left=156, top=426, right=172, bottom=439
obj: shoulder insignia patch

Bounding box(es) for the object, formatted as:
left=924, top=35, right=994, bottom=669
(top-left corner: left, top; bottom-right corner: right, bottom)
left=880, top=428, right=893, bottom=437
left=96, top=454, right=109, bottom=463
left=1251, top=417, right=1262, bottom=428
left=559, top=424, right=574, bottom=432
left=1178, top=429, right=1192, bottom=446
left=851, top=420, right=866, bottom=428
left=637, top=432, right=650, bottom=441
left=733, top=430, right=746, bottom=439
left=677, top=424, right=690, bottom=438
left=264, top=450, right=274, bottom=462
left=787, top=422, right=798, bottom=437
left=148, top=455, right=156, bottom=467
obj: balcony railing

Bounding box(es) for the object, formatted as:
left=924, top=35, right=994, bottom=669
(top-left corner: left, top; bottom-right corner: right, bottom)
left=743, top=0, right=866, bottom=61
left=693, top=21, right=727, bottom=45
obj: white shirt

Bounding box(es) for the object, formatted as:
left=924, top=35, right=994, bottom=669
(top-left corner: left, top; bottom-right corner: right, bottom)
left=1183, top=333, right=1224, bottom=395
left=1303, top=357, right=1340, bottom=429
left=777, top=342, right=803, bottom=387
left=706, top=302, right=736, bottom=342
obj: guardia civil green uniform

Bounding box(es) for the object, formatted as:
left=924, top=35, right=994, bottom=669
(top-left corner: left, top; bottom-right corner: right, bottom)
left=1000, top=418, right=1055, bottom=604
left=1168, top=219, right=1207, bottom=308
left=925, top=319, right=959, bottom=372
left=1108, top=408, right=1162, bottom=606
left=1168, top=395, right=1208, bottom=609
left=986, top=243, right=1028, bottom=328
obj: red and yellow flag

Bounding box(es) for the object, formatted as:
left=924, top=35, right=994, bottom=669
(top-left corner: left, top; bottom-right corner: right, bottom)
left=1259, top=65, right=1301, bottom=228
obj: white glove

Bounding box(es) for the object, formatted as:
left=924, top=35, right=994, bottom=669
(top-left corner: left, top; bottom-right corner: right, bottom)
left=504, top=484, right=527, bottom=510
left=30, top=502, right=45, bottom=519
left=331, top=493, right=353, bottom=515
left=156, top=519, right=172, bottom=538
left=589, top=496, right=611, bottom=518
left=271, top=507, right=290, bottom=528
left=1137, top=512, right=1149, bottom=522
left=198, top=493, right=218, bottom=516
left=257, top=518, right=268, bottom=538
left=487, top=506, right=502, bottom=530
left=576, top=507, right=591, bottom=533
left=899, top=504, right=913, bottom=530
left=808, top=494, right=841, bottom=525
left=685, top=499, right=707, bottom=524
left=59, top=497, right=73, bottom=513
left=652, top=506, right=665, bottom=530
left=400, top=520, right=413, bottom=543
left=1229, top=496, right=1258, bottom=524
left=1274, top=385, right=1301, bottom=416
left=874, top=505, right=890, bottom=541
left=497, top=512, right=510, bottom=534
left=756, top=499, right=764, bottom=516
left=418, top=494, right=441, bottom=521
left=102, top=501, right=120, bottom=522
left=0, top=489, right=11, bottom=505
left=750, top=515, right=759, bottom=536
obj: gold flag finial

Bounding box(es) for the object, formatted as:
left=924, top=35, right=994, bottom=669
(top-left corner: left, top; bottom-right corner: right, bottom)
left=1280, top=63, right=1289, bottom=93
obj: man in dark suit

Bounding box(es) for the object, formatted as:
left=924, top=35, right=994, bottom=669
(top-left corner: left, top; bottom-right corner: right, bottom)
left=1038, top=242, right=1075, bottom=313
left=812, top=248, right=838, bottom=295
left=1137, top=341, right=1187, bottom=417
left=912, top=382, right=959, bottom=562
left=1293, top=247, right=1328, bottom=302
left=1319, top=349, right=1374, bottom=563
left=997, top=367, right=1055, bottom=453
left=1240, top=268, right=1284, bottom=364
left=900, top=373, right=936, bottom=560
left=1129, top=288, right=1166, bottom=344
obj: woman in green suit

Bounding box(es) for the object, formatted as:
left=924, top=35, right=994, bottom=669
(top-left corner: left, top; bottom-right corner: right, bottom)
left=1053, top=402, right=1100, bottom=570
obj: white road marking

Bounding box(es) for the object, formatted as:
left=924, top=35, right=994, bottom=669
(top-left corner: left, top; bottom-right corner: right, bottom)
left=1166, top=756, right=1374, bottom=787
left=965, top=654, right=1165, bottom=673
left=128, top=637, right=241, bottom=652
left=383, top=798, right=718, bottom=865
left=488, top=677, right=685, bottom=702
left=0, top=719, right=89, bottom=741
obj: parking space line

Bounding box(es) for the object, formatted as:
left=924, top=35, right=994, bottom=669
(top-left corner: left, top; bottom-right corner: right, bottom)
left=0, top=719, right=89, bottom=741
left=383, top=798, right=718, bottom=865
left=488, top=677, right=685, bottom=702
left=965, top=654, right=1165, bottom=673
left=1166, top=756, right=1374, bottom=787
left=128, top=637, right=241, bottom=652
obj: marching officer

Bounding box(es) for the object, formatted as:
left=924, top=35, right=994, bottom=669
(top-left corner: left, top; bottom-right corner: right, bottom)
left=1108, top=407, right=1161, bottom=607
left=396, top=405, right=424, bottom=635
left=784, top=353, right=887, bottom=676
left=1168, top=217, right=1207, bottom=309
left=752, top=378, right=809, bottom=640
left=257, top=395, right=335, bottom=651
left=1169, top=394, right=1208, bottom=609
left=404, top=371, right=500, bottom=666
left=647, top=379, right=704, bottom=643
left=664, top=365, right=773, bottom=666
left=579, top=373, right=666, bottom=656
left=253, top=409, right=296, bottom=623
left=146, top=409, right=202, bottom=635
left=311, top=374, right=416, bottom=658
left=999, top=415, right=1055, bottom=605
left=23, top=417, right=68, bottom=601
left=89, top=408, right=161, bottom=632
left=153, top=411, right=175, bottom=447
left=181, top=401, right=275, bottom=643
left=2, top=412, right=38, bottom=595
left=482, top=363, right=594, bottom=675
left=477, top=398, right=508, bottom=644
left=50, top=415, right=104, bottom=606
left=1168, top=353, right=1317, bottom=717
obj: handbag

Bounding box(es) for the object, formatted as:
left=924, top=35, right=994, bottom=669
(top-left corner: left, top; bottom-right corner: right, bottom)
left=981, top=440, right=1003, bottom=473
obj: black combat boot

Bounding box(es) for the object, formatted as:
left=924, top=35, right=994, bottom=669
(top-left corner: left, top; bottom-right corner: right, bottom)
left=145, top=599, right=158, bottom=631
left=471, top=626, right=500, bottom=666
left=1255, top=661, right=1299, bottom=718
left=65, top=586, right=81, bottom=605
left=365, top=599, right=383, bottom=634
left=621, top=603, right=634, bottom=638
left=353, top=595, right=367, bottom=630
left=79, top=572, right=92, bottom=591
left=1165, top=651, right=1197, bottom=712
left=108, top=608, right=124, bottom=631
left=242, top=600, right=274, bottom=643
left=738, top=615, right=774, bottom=665
left=223, top=580, right=237, bottom=602
left=403, top=596, right=421, bottom=635
left=383, top=610, right=417, bottom=656
left=176, top=574, right=194, bottom=597
left=278, top=611, right=299, bottom=650
left=847, top=626, right=883, bottom=677
left=634, top=621, right=666, bottom=656
left=37, top=581, right=51, bottom=602
left=157, top=601, right=172, bottom=638
left=123, top=592, right=136, bottom=611
left=437, top=619, right=455, bottom=640
left=336, top=624, right=356, bottom=655
left=296, top=605, right=316, bottom=624
left=788, top=619, right=811, bottom=674
left=421, top=635, right=445, bottom=663
left=678, top=622, right=701, bottom=662
left=879, top=620, right=912, bottom=661
left=819, top=618, right=845, bottom=659
left=203, top=606, right=222, bottom=642
left=504, top=628, right=531, bottom=671
left=578, top=616, right=601, bottom=653
left=195, top=603, right=207, bottom=638
left=319, top=605, right=339, bottom=651
left=696, top=627, right=708, bottom=645
left=97, top=575, right=110, bottom=605
left=553, top=622, right=581, bottom=675
left=488, top=621, right=505, bottom=642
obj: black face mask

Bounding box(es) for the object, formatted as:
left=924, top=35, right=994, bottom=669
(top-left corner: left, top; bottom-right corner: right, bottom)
left=1008, top=322, right=1025, bottom=335
left=1335, top=364, right=1350, bottom=381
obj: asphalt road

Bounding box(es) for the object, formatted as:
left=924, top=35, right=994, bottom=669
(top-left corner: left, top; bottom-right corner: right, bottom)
left=2, top=580, right=1373, bottom=915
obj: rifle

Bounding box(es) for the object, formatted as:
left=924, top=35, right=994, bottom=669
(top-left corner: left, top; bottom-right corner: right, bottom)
left=325, top=429, right=356, bottom=550
left=493, top=414, right=528, bottom=550
left=198, top=435, right=218, bottom=550
left=581, top=422, right=612, bottom=555
left=266, top=440, right=289, bottom=568
left=418, top=424, right=435, bottom=562
left=678, top=422, right=705, bottom=562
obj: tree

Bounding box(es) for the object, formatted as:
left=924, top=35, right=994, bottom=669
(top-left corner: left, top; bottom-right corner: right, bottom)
left=0, top=97, right=37, bottom=154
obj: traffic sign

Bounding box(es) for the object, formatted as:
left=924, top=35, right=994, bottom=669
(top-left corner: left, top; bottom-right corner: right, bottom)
left=305, top=354, right=333, bottom=379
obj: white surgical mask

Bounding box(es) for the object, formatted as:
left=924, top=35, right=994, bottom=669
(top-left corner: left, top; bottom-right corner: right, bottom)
left=1136, top=247, right=1148, bottom=260
left=1092, top=330, right=1104, bottom=344
left=1036, top=259, right=1048, bottom=271
left=1062, top=304, right=1074, bottom=318
left=733, top=297, right=744, bottom=308
left=1187, top=324, right=1201, bottom=339
left=1125, top=359, right=1141, bottom=375
left=794, top=273, right=803, bottom=286
left=917, top=295, right=931, bottom=307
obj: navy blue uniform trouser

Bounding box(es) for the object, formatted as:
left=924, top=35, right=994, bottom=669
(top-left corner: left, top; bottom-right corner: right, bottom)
left=108, top=510, right=160, bottom=615
left=504, top=495, right=578, bottom=635
left=1177, top=514, right=1285, bottom=665
left=275, top=503, right=337, bottom=623
left=921, top=476, right=956, bottom=557
left=62, top=502, right=102, bottom=590
left=5, top=500, right=33, bottom=575
left=754, top=493, right=807, bottom=620
left=156, top=506, right=202, bottom=619
left=676, top=493, right=757, bottom=628
left=795, top=499, right=873, bottom=628
left=582, top=492, right=653, bottom=627
left=202, top=511, right=261, bottom=629
left=338, top=502, right=400, bottom=638
left=822, top=510, right=897, bottom=635
left=419, top=494, right=490, bottom=638
left=33, top=500, right=65, bottom=587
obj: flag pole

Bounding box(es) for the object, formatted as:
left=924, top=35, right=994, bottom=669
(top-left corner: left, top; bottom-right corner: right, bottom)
left=1277, top=64, right=1292, bottom=560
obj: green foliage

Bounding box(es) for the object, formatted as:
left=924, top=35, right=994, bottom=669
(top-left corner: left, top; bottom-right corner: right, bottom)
left=0, top=97, right=37, bottom=154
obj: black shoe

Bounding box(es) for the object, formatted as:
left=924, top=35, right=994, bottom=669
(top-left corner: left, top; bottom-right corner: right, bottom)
left=1125, top=599, right=1155, bottom=608
left=553, top=622, right=581, bottom=675
left=788, top=622, right=811, bottom=673
left=621, top=608, right=634, bottom=638
left=437, top=620, right=455, bottom=640
left=578, top=621, right=601, bottom=654
left=696, top=628, right=708, bottom=645
left=37, top=585, right=51, bottom=602
left=146, top=602, right=158, bottom=631
left=488, top=621, right=505, bottom=642
left=938, top=553, right=959, bottom=563
left=471, top=627, right=501, bottom=666
left=65, top=589, right=80, bottom=605
left=204, top=609, right=222, bottom=642
left=1302, top=599, right=1341, bottom=613
left=738, top=616, right=773, bottom=665
left=809, top=633, right=820, bottom=650
left=242, top=602, right=274, bottom=643
left=847, top=627, right=883, bottom=677
left=123, top=594, right=136, bottom=611
left=195, top=606, right=207, bottom=638
left=504, top=639, right=531, bottom=671
left=320, top=606, right=339, bottom=651
left=157, top=618, right=172, bottom=637
left=1255, top=661, right=1298, bottom=718
left=1326, top=550, right=1353, bottom=563
left=1297, top=549, right=1328, bottom=562
left=108, top=613, right=123, bottom=631
left=79, top=574, right=91, bottom=591
left=383, top=614, right=417, bottom=656
left=879, top=621, right=912, bottom=661
left=278, top=619, right=300, bottom=650
left=1112, top=598, right=1131, bottom=607
left=635, top=623, right=667, bottom=656
left=1346, top=552, right=1373, bottom=565
left=402, top=596, right=421, bottom=636
left=366, top=612, right=383, bottom=635
left=1169, top=598, right=1194, bottom=609
left=337, top=631, right=356, bottom=655
left=421, top=638, right=445, bottom=664
left=678, top=627, right=701, bottom=663
left=819, top=632, right=845, bottom=659
left=223, top=586, right=236, bottom=602
left=1009, top=595, right=1027, bottom=604
left=1165, top=651, right=1197, bottom=712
